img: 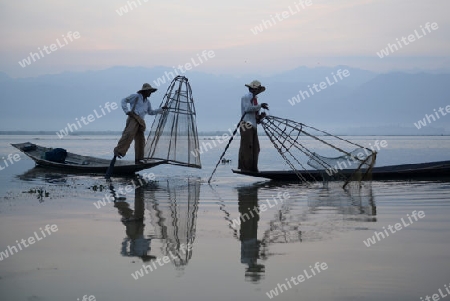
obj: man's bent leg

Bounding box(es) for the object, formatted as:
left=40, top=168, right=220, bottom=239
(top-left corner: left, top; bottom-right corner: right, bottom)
left=114, top=117, right=140, bottom=158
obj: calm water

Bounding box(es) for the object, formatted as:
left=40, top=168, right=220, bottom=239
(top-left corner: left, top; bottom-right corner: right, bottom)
left=0, top=135, right=450, bottom=301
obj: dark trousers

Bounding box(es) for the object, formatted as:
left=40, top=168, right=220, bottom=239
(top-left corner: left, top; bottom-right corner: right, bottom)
left=238, top=122, right=260, bottom=172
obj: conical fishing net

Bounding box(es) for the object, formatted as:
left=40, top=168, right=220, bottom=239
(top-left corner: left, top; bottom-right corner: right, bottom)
left=259, top=115, right=376, bottom=188
left=144, top=76, right=201, bottom=168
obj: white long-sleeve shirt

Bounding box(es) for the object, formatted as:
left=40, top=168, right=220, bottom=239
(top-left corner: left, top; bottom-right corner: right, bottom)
left=241, top=92, right=261, bottom=128
left=121, top=93, right=163, bottom=119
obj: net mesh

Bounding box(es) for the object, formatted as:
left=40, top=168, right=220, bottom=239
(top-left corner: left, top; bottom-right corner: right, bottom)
left=259, top=115, right=377, bottom=187
left=144, top=76, right=201, bottom=168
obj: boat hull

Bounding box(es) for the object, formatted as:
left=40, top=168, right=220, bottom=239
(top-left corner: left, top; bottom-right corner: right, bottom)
left=12, top=142, right=168, bottom=175
left=232, top=160, right=450, bottom=181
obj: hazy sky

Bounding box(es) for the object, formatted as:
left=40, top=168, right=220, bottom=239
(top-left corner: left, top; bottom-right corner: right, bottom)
left=1, top=0, right=449, bottom=78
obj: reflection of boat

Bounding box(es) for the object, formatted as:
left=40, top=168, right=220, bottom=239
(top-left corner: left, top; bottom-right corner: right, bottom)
left=232, top=160, right=450, bottom=181
left=12, top=142, right=168, bottom=175
left=17, top=166, right=72, bottom=183
left=145, top=178, right=200, bottom=268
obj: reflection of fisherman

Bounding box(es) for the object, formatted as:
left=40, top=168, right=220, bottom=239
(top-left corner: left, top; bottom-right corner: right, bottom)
left=237, top=185, right=265, bottom=282
left=114, top=184, right=155, bottom=262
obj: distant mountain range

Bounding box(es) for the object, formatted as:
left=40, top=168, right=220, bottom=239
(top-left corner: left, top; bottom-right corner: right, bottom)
left=0, top=66, right=449, bottom=135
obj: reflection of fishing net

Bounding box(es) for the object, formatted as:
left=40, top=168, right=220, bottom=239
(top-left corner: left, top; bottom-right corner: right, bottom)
left=145, top=179, right=200, bottom=268
left=262, top=183, right=376, bottom=244
left=144, top=76, right=201, bottom=168
left=259, top=116, right=376, bottom=188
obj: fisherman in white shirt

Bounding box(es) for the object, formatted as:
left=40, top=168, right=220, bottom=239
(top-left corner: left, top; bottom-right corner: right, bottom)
left=238, top=80, right=268, bottom=172
left=113, top=83, right=167, bottom=164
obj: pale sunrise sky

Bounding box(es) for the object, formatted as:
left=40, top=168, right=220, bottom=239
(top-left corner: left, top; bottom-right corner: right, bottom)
left=1, top=0, right=449, bottom=78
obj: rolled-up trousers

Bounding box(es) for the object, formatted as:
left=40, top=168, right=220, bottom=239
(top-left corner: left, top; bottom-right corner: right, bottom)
left=114, top=116, right=146, bottom=162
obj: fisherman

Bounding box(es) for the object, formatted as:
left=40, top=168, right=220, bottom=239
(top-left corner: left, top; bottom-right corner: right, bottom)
left=113, top=83, right=167, bottom=164
left=238, top=80, right=269, bottom=172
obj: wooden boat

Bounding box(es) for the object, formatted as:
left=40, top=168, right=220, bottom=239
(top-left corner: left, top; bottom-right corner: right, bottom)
left=232, top=160, right=450, bottom=181
left=12, top=142, right=168, bottom=175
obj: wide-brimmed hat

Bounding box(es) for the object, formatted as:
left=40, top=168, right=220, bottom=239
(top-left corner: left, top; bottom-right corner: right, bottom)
left=138, top=83, right=157, bottom=93
left=245, top=80, right=266, bottom=93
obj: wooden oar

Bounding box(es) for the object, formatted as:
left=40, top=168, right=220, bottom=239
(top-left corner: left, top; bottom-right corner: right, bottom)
left=207, top=113, right=246, bottom=183
left=105, top=155, right=117, bottom=179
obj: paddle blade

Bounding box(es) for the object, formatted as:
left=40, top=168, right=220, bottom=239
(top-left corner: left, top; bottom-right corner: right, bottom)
left=105, top=156, right=117, bottom=179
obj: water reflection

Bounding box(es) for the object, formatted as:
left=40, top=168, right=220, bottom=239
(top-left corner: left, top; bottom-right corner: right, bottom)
left=114, top=178, right=200, bottom=269
left=306, top=183, right=376, bottom=222
left=237, top=185, right=266, bottom=283
left=145, top=178, right=200, bottom=269
left=17, top=166, right=70, bottom=184
left=115, top=184, right=156, bottom=262
left=218, top=182, right=377, bottom=283
left=261, top=183, right=376, bottom=244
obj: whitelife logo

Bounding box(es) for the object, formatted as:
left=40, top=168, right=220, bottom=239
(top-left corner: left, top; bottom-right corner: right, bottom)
left=363, top=210, right=425, bottom=247
left=116, top=0, right=149, bottom=16
left=93, top=172, right=155, bottom=209
left=287, top=69, right=350, bottom=106
left=18, top=31, right=81, bottom=68
left=0, top=224, right=59, bottom=261
left=152, top=50, right=215, bottom=88
left=0, top=153, right=21, bottom=171
left=131, top=243, right=193, bottom=280
left=414, top=105, right=450, bottom=130
left=376, top=22, right=439, bottom=58
left=420, top=283, right=450, bottom=301
left=230, top=192, right=290, bottom=230
left=266, top=262, right=328, bottom=299
left=56, top=102, right=118, bottom=139
left=250, top=0, right=313, bottom=35
left=190, top=121, right=253, bottom=158
left=325, top=140, right=387, bottom=176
